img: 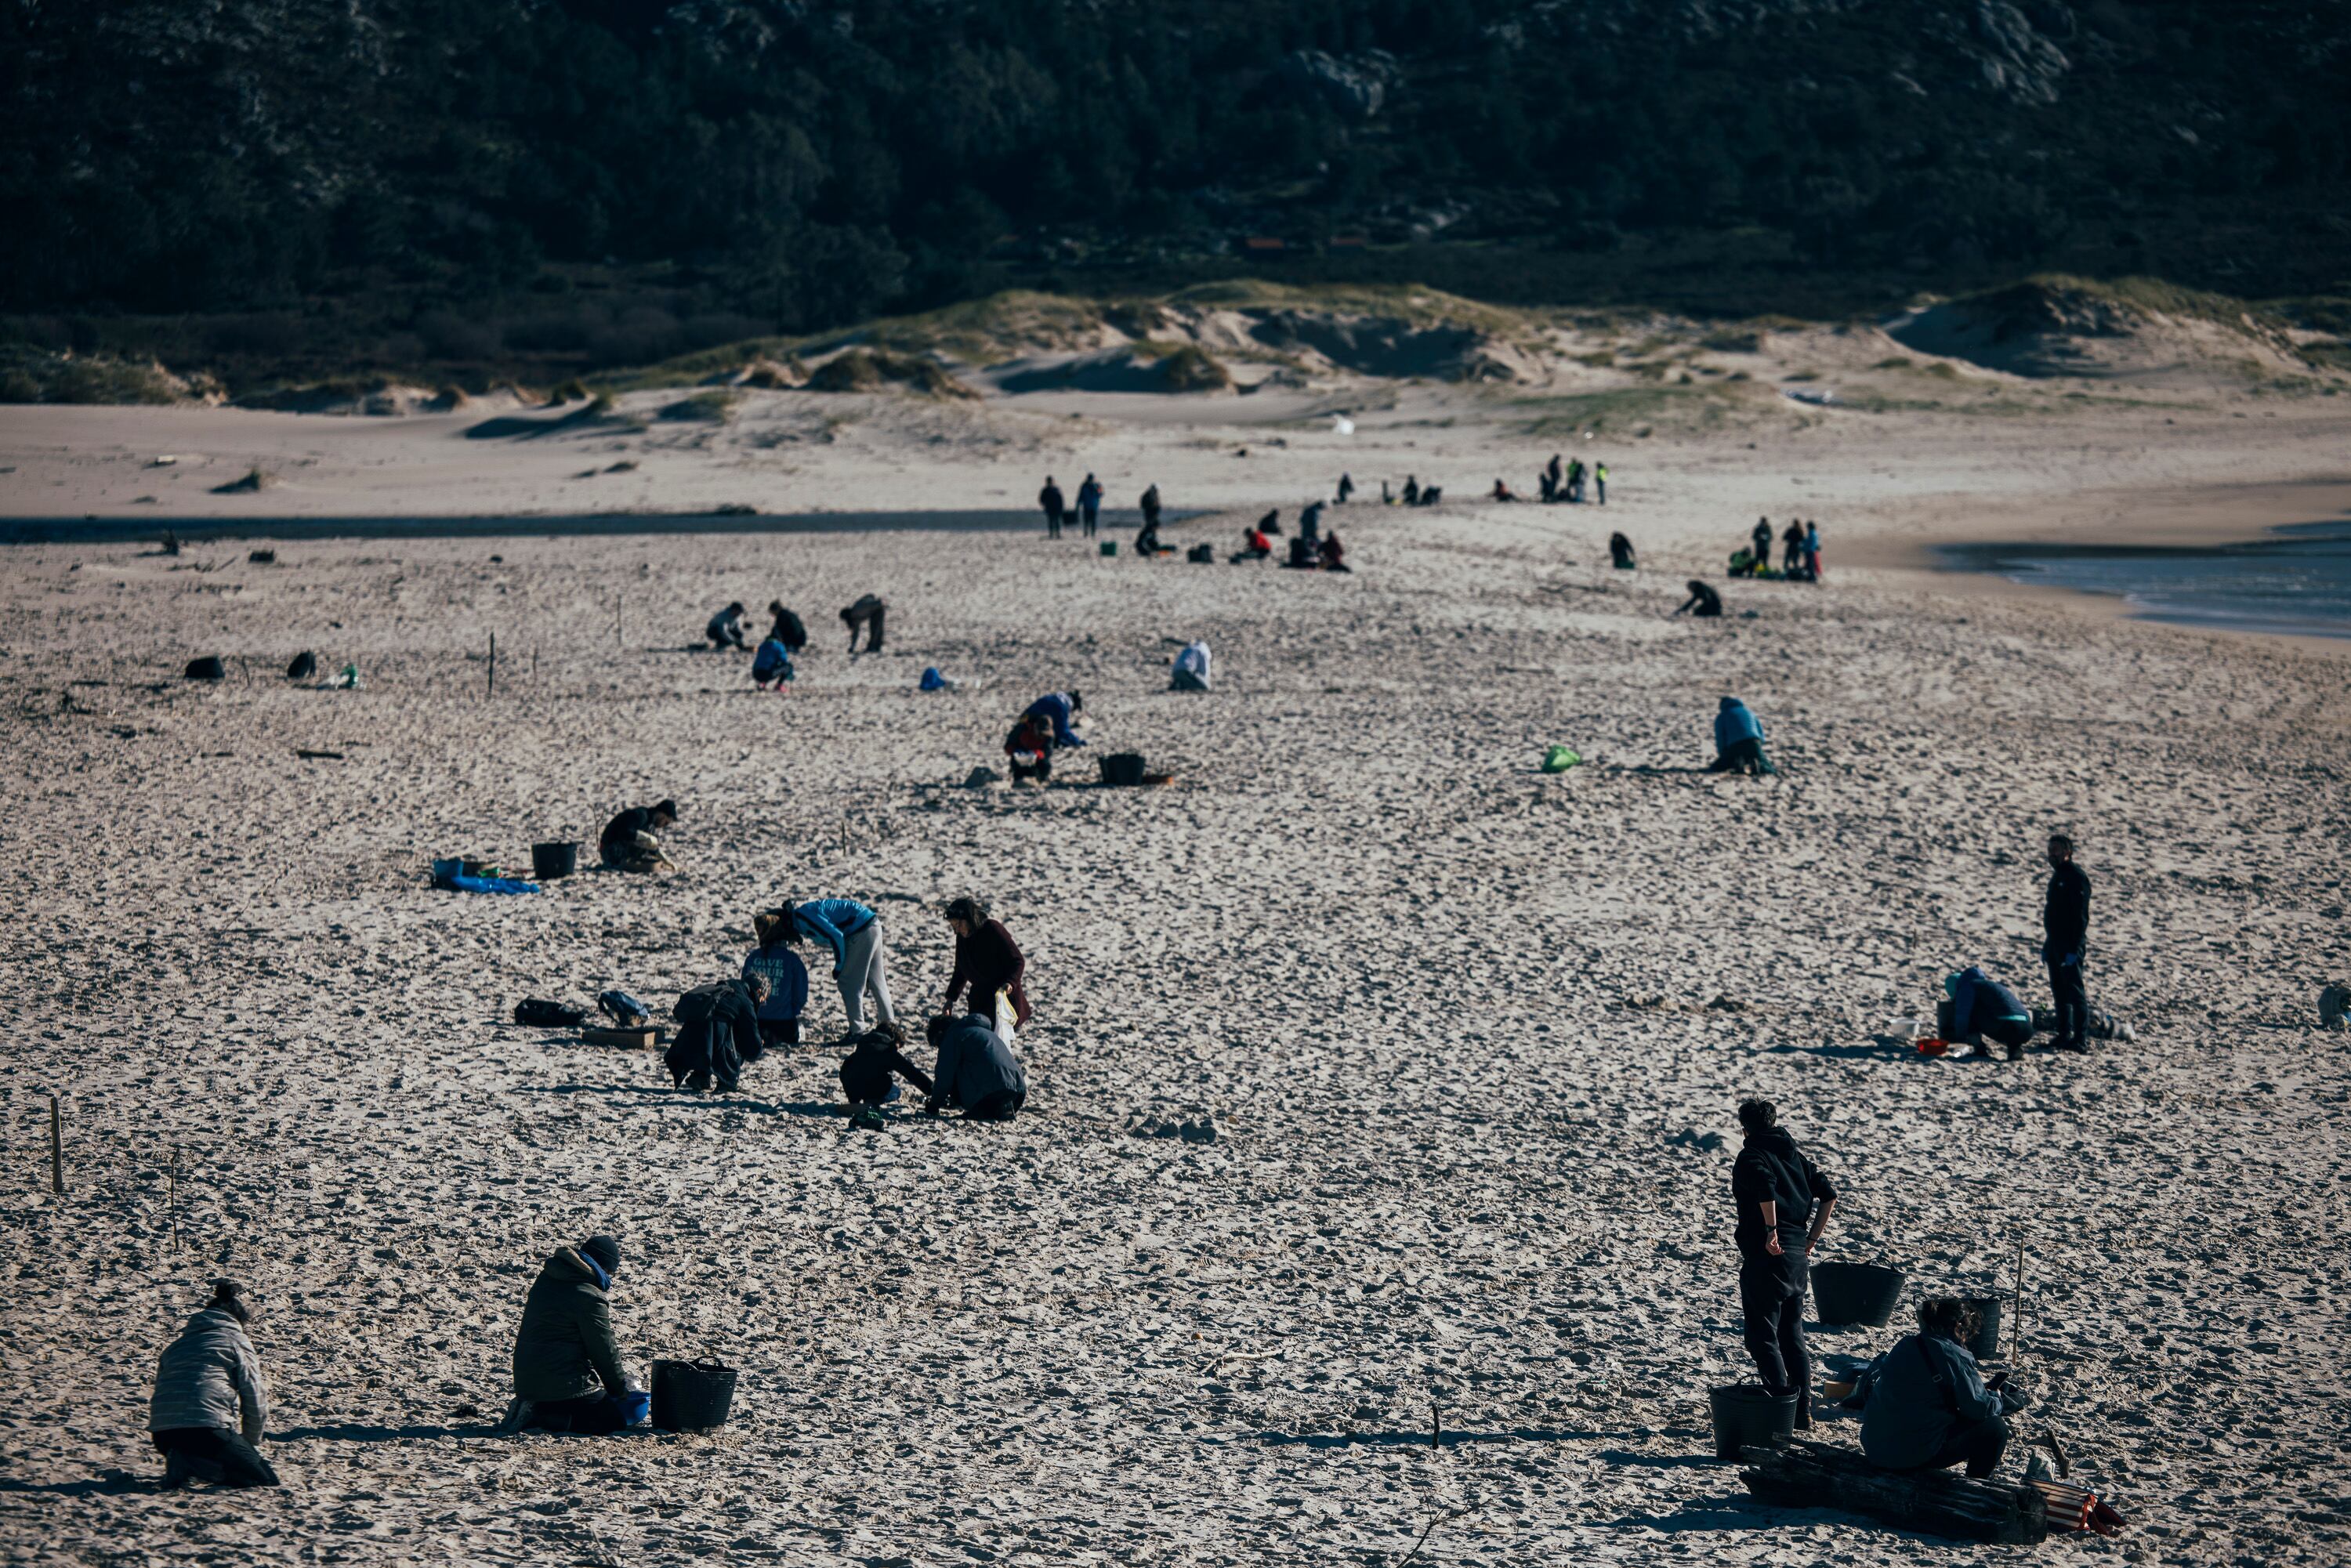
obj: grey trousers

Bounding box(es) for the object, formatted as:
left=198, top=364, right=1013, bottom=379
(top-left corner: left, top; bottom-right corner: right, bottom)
left=837, top=920, right=896, bottom=1034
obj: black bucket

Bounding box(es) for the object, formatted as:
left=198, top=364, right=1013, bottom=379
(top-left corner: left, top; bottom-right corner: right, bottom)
left=185, top=655, right=226, bottom=682
left=1099, top=753, right=1147, bottom=788
left=286, top=650, right=317, bottom=680
left=1958, top=1295, right=2005, bottom=1360
left=1811, top=1261, right=1906, bottom=1326
left=650, top=1358, right=737, bottom=1431
left=531, top=841, right=578, bottom=881
left=1708, top=1384, right=1798, bottom=1461
left=1935, top=997, right=1957, bottom=1040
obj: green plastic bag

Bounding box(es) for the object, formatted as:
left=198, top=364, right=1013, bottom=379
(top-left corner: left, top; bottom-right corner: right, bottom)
left=1541, top=744, right=1581, bottom=773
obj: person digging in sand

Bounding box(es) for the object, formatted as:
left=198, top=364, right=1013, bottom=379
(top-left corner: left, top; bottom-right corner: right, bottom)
left=1023, top=690, right=1086, bottom=748
left=842, top=1028, right=935, bottom=1132
left=777, top=897, right=899, bottom=1041
left=1708, top=697, right=1777, bottom=775
left=599, top=798, right=676, bottom=872
left=1005, top=711, right=1058, bottom=784
left=705, top=601, right=748, bottom=650
left=150, top=1280, right=277, bottom=1488
left=840, top=593, right=887, bottom=655
left=504, top=1235, right=643, bottom=1435
left=926, top=1012, right=1028, bottom=1122
left=667, top=974, right=766, bottom=1092
left=1947, top=965, right=2033, bottom=1060
left=1674, top=580, right=1723, bottom=619
left=1731, top=1099, right=1838, bottom=1430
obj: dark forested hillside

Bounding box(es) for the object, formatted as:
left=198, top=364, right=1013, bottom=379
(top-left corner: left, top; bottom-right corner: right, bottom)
left=4, top=0, right=2347, bottom=379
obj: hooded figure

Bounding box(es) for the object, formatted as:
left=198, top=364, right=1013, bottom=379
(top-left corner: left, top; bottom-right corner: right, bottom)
left=1730, top=1101, right=1838, bottom=1427
left=1171, top=641, right=1212, bottom=692
left=509, top=1237, right=640, bottom=1435
left=926, top=1013, right=1029, bottom=1121
left=1708, top=698, right=1775, bottom=775
left=150, top=1280, right=277, bottom=1487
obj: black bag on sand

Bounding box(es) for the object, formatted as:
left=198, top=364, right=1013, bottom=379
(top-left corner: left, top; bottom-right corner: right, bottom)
left=185, top=656, right=226, bottom=681
left=286, top=651, right=317, bottom=680
left=515, top=998, right=587, bottom=1027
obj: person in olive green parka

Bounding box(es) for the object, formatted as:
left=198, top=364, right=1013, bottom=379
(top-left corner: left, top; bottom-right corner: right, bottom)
left=502, top=1235, right=639, bottom=1434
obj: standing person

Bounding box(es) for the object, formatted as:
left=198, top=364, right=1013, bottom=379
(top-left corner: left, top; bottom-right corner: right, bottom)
left=1299, top=501, right=1324, bottom=542
left=766, top=601, right=807, bottom=654
left=2043, top=834, right=2092, bottom=1052
left=925, top=1013, right=1029, bottom=1122
left=1751, top=517, right=1773, bottom=573
left=1803, top=520, right=1822, bottom=579
left=1139, top=483, right=1163, bottom=531
left=1039, top=476, right=1067, bottom=539
left=840, top=594, right=887, bottom=654
left=149, top=1280, right=277, bottom=1489
left=1861, top=1299, right=2009, bottom=1477
left=1708, top=697, right=1776, bottom=775
left=1595, top=461, right=1609, bottom=505
left=1336, top=472, right=1354, bottom=505
left=1782, top=519, right=1806, bottom=575
left=1401, top=475, right=1421, bottom=507
left=600, top=799, right=677, bottom=872
left=1731, top=1099, right=1838, bottom=1429
left=1542, top=453, right=1563, bottom=502
left=1023, top=690, right=1086, bottom=748
left=705, top=602, right=748, bottom=650
left=744, top=911, right=811, bottom=1050
left=507, top=1236, right=642, bottom=1436
left=666, top=975, right=766, bottom=1092
left=780, top=898, right=898, bottom=1041
left=940, top=896, right=1031, bottom=1040
left=1077, top=473, right=1103, bottom=538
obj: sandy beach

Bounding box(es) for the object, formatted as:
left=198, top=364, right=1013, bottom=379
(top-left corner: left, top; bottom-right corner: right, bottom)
left=4, top=365, right=2351, bottom=1567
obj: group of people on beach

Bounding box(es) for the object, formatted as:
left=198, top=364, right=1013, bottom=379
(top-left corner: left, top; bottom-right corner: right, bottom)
left=1487, top=454, right=1609, bottom=505
left=697, top=595, right=890, bottom=689
left=1730, top=517, right=1824, bottom=581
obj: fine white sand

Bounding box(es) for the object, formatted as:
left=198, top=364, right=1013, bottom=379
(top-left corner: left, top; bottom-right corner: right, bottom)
left=2, top=378, right=2350, bottom=1566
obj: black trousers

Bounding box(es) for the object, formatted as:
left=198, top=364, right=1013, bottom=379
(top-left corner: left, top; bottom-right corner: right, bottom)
left=969, top=1088, right=1024, bottom=1122
left=528, top=1392, right=632, bottom=1436
left=155, top=1427, right=280, bottom=1488
left=1739, top=1251, right=1811, bottom=1414
left=845, top=607, right=885, bottom=652
left=2047, top=953, right=2088, bottom=1015
left=842, top=1044, right=934, bottom=1105
left=666, top=1018, right=744, bottom=1091
left=757, top=1017, right=800, bottom=1049
left=1922, top=1414, right=2009, bottom=1479
left=1709, top=737, right=1773, bottom=775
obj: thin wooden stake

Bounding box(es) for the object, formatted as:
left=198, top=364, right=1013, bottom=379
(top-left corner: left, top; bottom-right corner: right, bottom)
left=166, top=1145, right=179, bottom=1254
left=615, top=595, right=622, bottom=650
left=487, top=632, right=497, bottom=699
left=49, top=1094, right=63, bottom=1194
left=2011, top=1243, right=2027, bottom=1365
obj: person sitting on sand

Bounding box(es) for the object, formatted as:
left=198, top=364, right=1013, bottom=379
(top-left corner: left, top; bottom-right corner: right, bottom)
left=1732, top=1099, right=1837, bottom=1430
left=667, top=974, right=767, bottom=1092
left=1862, top=1298, right=2009, bottom=1478
left=1171, top=640, right=1212, bottom=692
left=1945, top=965, right=2033, bottom=1060
left=778, top=898, right=899, bottom=1040
left=840, top=593, right=887, bottom=654
left=1610, top=531, right=1637, bottom=570
left=1675, top=580, right=1724, bottom=619
left=505, top=1236, right=642, bottom=1436
left=600, top=799, right=677, bottom=872
left=1708, top=697, right=1775, bottom=774
left=926, top=1013, right=1029, bottom=1122
left=940, top=896, right=1031, bottom=1041
left=752, top=633, right=795, bottom=690
left=744, top=911, right=811, bottom=1050
left=1023, top=690, right=1086, bottom=748
left=150, top=1280, right=277, bottom=1489
left=767, top=601, right=806, bottom=652
left=1233, top=526, right=1272, bottom=563
left=705, top=601, right=748, bottom=650
left=1320, top=531, right=1349, bottom=572
left=842, top=1029, right=935, bottom=1132
left=1285, top=534, right=1319, bottom=570
left=1491, top=478, right=1520, bottom=502
left=1005, top=712, right=1056, bottom=783
left=1135, top=516, right=1166, bottom=556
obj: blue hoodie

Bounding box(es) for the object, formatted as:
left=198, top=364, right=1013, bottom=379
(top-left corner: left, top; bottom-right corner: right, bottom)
left=1946, top=965, right=2027, bottom=1038
left=790, top=898, right=876, bottom=967
left=742, top=943, right=810, bottom=1022
left=1023, top=693, right=1085, bottom=747
left=1715, top=698, right=1763, bottom=751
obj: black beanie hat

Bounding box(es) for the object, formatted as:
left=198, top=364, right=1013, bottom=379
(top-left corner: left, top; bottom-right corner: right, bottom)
left=580, top=1235, right=621, bottom=1277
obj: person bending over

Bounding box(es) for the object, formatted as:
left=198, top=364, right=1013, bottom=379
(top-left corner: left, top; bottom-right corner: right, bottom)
left=779, top=898, right=898, bottom=1039
left=2043, top=834, right=2092, bottom=1052
left=1023, top=690, right=1086, bottom=748
left=767, top=601, right=807, bottom=653
left=1861, top=1298, right=2009, bottom=1477
left=506, top=1236, right=642, bottom=1435
left=668, top=975, right=766, bottom=1092
left=926, top=1012, right=1029, bottom=1121
left=1135, top=517, right=1165, bottom=556
left=1947, top=965, right=2032, bottom=1060
left=840, top=594, right=887, bottom=654
left=600, top=799, right=677, bottom=872
left=1731, top=1099, right=1838, bottom=1429
left=941, top=896, right=1031, bottom=1040
left=1005, top=712, right=1056, bottom=784
left=1233, top=526, right=1272, bottom=562
left=1170, top=641, right=1212, bottom=692
left=744, top=911, right=811, bottom=1050
left=1609, top=531, right=1637, bottom=571
left=1675, top=580, right=1722, bottom=619
left=842, top=1030, right=935, bottom=1131
left=705, top=602, right=748, bottom=650
left=150, top=1280, right=277, bottom=1488
left=1708, top=697, right=1776, bottom=775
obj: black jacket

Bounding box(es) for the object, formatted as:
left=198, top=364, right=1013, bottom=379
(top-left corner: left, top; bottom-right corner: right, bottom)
left=2043, top=861, right=2091, bottom=952
left=600, top=806, right=656, bottom=850
left=666, top=980, right=762, bottom=1088
left=1731, top=1128, right=1837, bottom=1262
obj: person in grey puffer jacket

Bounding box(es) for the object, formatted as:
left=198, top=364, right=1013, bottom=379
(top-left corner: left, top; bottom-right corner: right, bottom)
left=149, top=1280, right=277, bottom=1487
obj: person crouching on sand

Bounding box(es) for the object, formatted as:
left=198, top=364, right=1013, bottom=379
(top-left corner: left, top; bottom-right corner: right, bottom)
left=940, top=896, right=1030, bottom=1042
left=842, top=1030, right=935, bottom=1132
left=1675, top=580, right=1722, bottom=619
left=1610, top=531, right=1636, bottom=570
left=504, top=1236, right=643, bottom=1435
left=752, top=632, right=795, bottom=690
left=745, top=911, right=810, bottom=1051
left=600, top=798, right=677, bottom=872
left=926, top=1013, right=1028, bottom=1122
left=1005, top=711, right=1056, bottom=784
left=1233, top=524, right=1272, bottom=563
left=1708, top=697, right=1776, bottom=775
left=667, top=974, right=766, bottom=1092
left=1861, top=1298, right=2010, bottom=1477
left=1171, top=640, right=1212, bottom=691
left=1732, top=1099, right=1838, bottom=1430
left=150, top=1280, right=277, bottom=1488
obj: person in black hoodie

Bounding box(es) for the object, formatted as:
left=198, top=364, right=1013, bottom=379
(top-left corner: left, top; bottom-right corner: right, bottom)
left=2043, top=834, right=2092, bottom=1052
left=1730, top=1099, right=1838, bottom=1426
left=667, top=976, right=766, bottom=1092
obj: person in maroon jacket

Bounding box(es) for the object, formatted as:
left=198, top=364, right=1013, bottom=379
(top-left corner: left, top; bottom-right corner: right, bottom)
left=939, top=896, right=1031, bottom=1038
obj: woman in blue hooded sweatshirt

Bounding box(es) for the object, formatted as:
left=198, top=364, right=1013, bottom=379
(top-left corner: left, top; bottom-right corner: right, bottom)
left=1708, top=697, right=1777, bottom=776
left=777, top=898, right=899, bottom=1041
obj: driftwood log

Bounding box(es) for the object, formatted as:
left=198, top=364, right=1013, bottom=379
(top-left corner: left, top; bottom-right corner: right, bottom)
left=1737, top=1439, right=2049, bottom=1544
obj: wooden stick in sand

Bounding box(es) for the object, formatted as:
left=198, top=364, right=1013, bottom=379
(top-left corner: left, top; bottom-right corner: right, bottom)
left=49, top=1093, right=63, bottom=1194
left=2012, top=1242, right=2027, bottom=1365
left=487, top=632, right=497, bottom=699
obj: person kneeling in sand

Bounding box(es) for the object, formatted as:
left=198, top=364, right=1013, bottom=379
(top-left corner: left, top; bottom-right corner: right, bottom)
left=1708, top=697, right=1776, bottom=775
left=1171, top=640, right=1212, bottom=692
left=600, top=799, right=677, bottom=872
left=668, top=975, right=766, bottom=1092
left=842, top=1028, right=936, bottom=1132
left=1233, top=525, right=1272, bottom=563
left=505, top=1236, right=643, bottom=1435
left=1675, top=580, right=1723, bottom=619
left=1946, top=965, right=2033, bottom=1061
left=926, top=1012, right=1028, bottom=1122
left=1005, top=711, right=1057, bottom=784
left=150, top=1280, right=277, bottom=1488
left=1861, top=1298, right=2010, bottom=1478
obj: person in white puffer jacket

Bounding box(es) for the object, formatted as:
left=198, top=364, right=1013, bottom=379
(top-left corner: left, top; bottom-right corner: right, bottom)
left=149, top=1280, right=277, bottom=1488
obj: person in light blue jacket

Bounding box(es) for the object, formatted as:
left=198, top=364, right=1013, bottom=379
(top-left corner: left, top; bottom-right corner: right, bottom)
left=1708, top=697, right=1777, bottom=776
left=778, top=898, right=898, bottom=1038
